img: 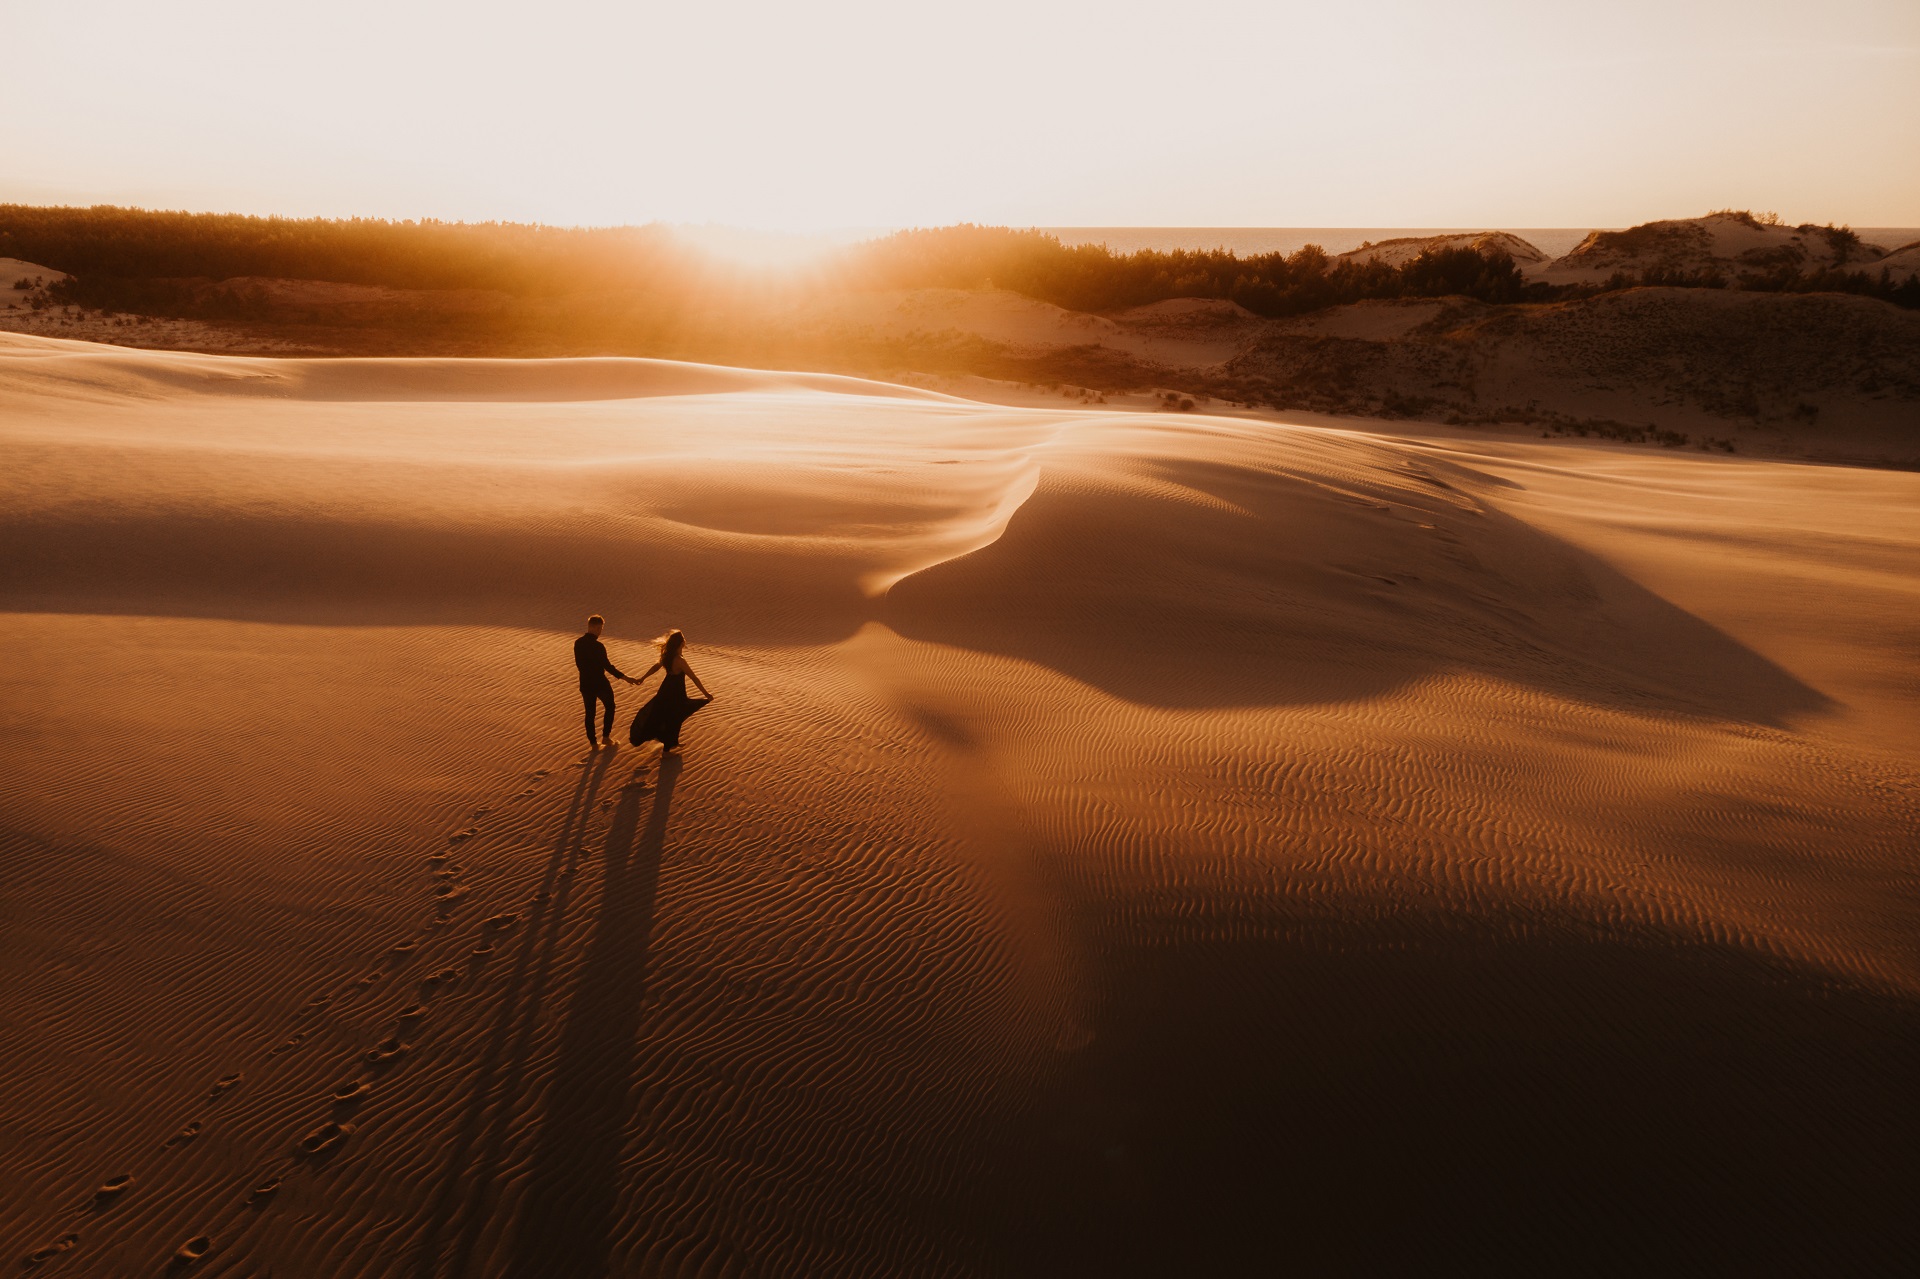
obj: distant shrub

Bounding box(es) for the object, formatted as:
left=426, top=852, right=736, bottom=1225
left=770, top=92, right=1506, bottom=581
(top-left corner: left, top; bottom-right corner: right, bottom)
left=1637, top=265, right=1726, bottom=289
left=1397, top=246, right=1528, bottom=303
left=1710, top=209, right=1781, bottom=229
left=1820, top=224, right=1863, bottom=265
left=1737, top=245, right=1803, bottom=270
left=850, top=226, right=1537, bottom=317
left=1777, top=266, right=1920, bottom=308
left=1540, top=419, right=1693, bottom=448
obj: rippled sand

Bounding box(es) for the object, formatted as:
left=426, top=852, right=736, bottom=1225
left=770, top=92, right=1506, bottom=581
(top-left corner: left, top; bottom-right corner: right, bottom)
left=3, top=332, right=1915, bottom=1274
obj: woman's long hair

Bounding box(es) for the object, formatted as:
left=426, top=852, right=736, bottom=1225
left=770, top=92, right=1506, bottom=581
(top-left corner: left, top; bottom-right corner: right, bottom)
left=655, top=629, right=685, bottom=669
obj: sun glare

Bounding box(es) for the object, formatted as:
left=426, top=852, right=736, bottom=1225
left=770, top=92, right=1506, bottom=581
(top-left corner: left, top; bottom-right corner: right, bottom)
left=5, top=1, right=1913, bottom=227
left=666, top=225, right=856, bottom=272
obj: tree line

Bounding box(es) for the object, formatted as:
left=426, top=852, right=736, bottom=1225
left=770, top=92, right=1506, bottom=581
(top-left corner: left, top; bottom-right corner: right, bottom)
left=4, top=204, right=1913, bottom=323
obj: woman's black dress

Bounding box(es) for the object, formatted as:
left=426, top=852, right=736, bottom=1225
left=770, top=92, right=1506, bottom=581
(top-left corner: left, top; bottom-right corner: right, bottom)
left=629, top=668, right=709, bottom=748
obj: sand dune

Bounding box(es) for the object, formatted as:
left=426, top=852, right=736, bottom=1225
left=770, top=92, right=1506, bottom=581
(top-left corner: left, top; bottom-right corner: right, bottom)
left=1876, top=239, right=1920, bottom=281
left=1542, top=211, right=1904, bottom=285
left=1336, top=231, right=1551, bottom=276
left=2, top=335, right=1916, bottom=1274
left=1232, top=287, right=1920, bottom=466
left=1, top=257, right=68, bottom=291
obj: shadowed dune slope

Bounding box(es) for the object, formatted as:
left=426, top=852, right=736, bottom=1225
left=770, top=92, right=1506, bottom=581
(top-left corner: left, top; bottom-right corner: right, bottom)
left=2, top=337, right=1916, bottom=1276
left=886, top=415, right=1828, bottom=724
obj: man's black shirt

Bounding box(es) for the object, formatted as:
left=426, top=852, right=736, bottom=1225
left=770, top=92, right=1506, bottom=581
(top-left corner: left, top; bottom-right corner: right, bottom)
left=574, top=633, right=626, bottom=685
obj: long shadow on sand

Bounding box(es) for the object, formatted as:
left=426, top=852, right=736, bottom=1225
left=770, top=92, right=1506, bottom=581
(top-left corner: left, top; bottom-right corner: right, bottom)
left=501, top=753, right=677, bottom=1279
left=412, top=748, right=616, bottom=1279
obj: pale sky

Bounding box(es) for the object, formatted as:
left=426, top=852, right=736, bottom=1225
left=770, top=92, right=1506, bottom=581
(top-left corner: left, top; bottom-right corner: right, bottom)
left=4, top=0, right=1917, bottom=231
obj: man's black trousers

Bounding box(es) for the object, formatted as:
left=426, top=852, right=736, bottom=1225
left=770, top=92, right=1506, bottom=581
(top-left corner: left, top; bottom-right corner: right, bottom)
left=581, top=678, right=615, bottom=744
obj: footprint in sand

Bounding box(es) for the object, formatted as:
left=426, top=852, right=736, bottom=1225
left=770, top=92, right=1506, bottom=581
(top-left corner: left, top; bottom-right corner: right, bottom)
left=23, top=1233, right=80, bottom=1266
left=94, top=1174, right=132, bottom=1202
left=166, top=1122, right=201, bottom=1147
left=471, top=943, right=495, bottom=958
left=210, top=1073, right=242, bottom=1098
left=300, top=994, right=332, bottom=1014
left=388, top=941, right=418, bottom=957
left=470, top=807, right=491, bottom=819
left=482, top=912, right=519, bottom=932
left=448, top=829, right=476, bottom=844
left=352, top=973, right=380, bottom=990
left=299, top=1121, right=354, bottom=1156
left=173, top=1235, right=211, bottom=1265
left=332, top=1080, right=370, bottom=1103
left=533, top=890, right=551, bottom=904
left=246, top=1178, right=280, bottom=1207
left=434, top=885, right=468, bottom=904
left=364, top=1037, right=408, bottom=1065
left=395, top=1003, right=428, bottom=1024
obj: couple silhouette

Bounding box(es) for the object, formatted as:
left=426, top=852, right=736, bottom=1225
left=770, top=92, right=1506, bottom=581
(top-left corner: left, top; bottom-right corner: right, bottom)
left=572, top=615, right=714, bottom=752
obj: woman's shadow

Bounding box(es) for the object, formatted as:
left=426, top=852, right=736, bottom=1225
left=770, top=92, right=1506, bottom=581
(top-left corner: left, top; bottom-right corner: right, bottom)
left=503, top=752, right=679, bottom=1279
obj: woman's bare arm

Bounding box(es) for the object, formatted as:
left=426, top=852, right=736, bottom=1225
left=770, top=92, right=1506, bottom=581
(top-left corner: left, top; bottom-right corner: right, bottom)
left=631, top=661, right=662, bottom=685
left=684, top=662, right=713, bottom=698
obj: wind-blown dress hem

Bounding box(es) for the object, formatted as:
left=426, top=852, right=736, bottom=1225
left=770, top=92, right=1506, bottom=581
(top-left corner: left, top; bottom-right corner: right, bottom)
left=629, top=671, right=709, bottom=748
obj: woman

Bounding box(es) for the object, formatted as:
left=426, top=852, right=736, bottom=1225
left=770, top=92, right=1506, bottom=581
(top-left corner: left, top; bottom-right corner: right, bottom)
left=628, top=630, right=714, bottom=752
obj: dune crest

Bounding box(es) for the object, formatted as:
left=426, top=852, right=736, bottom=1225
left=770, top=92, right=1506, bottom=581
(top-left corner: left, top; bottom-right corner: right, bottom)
left=1337, top=230, right=1551, bottom=274
left=1541, top=210, right=1907, bottom=283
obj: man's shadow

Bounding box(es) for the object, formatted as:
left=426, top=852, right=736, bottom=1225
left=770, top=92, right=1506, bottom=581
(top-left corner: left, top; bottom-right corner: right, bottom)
left=417, top=747, right=618, bottom=1279
left=503, top=752, right=679, bottom=1279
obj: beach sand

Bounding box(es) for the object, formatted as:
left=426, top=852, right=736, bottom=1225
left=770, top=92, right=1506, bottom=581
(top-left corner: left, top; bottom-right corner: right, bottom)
left=2, top=332, right=1915, bottom=1274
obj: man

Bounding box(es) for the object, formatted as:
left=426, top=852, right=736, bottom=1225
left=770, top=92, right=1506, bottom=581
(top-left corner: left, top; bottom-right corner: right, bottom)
left=573, top=614, right=635, bottom=749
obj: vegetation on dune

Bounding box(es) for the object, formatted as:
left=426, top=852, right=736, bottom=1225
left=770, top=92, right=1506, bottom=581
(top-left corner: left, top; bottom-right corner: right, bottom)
left=0, top=204, right=717, bottom=294
left=849, top=225, right=1538, bottom=314
left=1581, top=210, right=1918, bottom=304
left=2, top=205, right=1914, bottom=342
left=2, top=205, right=1544, bottom=319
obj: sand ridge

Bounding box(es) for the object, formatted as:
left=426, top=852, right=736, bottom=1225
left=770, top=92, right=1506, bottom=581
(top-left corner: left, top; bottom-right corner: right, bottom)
left=2, top=338, right=1916, bottom=1273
